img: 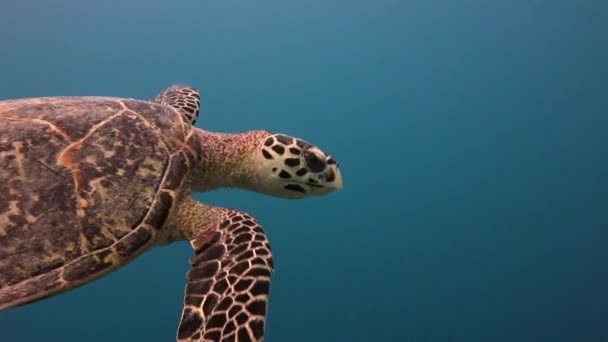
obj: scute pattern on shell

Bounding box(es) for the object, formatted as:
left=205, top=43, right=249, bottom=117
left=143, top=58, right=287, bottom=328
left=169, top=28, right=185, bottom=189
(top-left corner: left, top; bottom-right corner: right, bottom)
left=0, top=96, right=196, bottom=309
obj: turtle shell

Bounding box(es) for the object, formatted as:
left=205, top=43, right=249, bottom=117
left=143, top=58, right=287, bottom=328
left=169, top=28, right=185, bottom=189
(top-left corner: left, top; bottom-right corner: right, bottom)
left=0, top=96, right=201, bottom=309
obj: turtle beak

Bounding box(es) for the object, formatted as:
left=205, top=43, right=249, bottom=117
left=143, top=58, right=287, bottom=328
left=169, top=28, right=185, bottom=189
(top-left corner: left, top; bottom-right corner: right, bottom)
left=329, top=165, right=343, bottom=190
left=324, top=160, right=343, bottom=191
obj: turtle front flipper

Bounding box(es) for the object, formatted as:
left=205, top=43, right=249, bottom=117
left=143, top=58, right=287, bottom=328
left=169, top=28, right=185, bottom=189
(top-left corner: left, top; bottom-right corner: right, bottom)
left=175, top=200, right=273, bottom=342
left=152, top=85, right=201, bottom=125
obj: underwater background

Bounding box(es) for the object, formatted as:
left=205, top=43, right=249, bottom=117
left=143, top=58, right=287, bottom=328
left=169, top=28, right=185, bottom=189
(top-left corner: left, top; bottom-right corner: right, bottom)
left=1, top=0, right=607, bottom=341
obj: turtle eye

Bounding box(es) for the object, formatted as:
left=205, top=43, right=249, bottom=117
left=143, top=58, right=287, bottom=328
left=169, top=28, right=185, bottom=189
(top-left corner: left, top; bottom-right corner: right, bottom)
left=304, top=151, right=326, bottom=173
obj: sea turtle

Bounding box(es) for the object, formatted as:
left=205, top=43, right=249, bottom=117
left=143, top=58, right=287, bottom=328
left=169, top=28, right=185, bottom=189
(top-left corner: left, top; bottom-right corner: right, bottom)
left=0, top=85, right=343, bottom=341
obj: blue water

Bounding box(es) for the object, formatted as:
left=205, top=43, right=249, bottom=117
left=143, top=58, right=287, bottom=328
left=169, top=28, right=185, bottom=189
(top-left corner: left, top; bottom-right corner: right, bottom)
left=1, top=1, right=607, bottom=341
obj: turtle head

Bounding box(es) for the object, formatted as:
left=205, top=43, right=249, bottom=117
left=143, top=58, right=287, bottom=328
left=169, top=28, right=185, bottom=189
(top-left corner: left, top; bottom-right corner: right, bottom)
left=193, top=130, right=343, bottom=199
left=250, top=132, right=343, bottom=199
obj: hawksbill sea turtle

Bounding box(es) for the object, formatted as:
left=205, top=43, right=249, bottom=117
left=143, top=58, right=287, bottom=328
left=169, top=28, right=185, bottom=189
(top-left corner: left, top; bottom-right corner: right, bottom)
left=0, top=85, right=343, bottom=341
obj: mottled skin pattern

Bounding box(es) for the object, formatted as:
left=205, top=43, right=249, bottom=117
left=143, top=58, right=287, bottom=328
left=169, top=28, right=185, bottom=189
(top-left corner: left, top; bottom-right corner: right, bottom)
left=153, top=85, right=201, bottom=125
left=173, top=200, right=273, bottom=342
left=0, top=86, right=343, bottom=341
left=192, top=130, right=341, bottom=198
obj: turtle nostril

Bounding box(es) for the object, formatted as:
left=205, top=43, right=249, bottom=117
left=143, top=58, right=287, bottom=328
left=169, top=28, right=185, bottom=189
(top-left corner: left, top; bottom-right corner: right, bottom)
left=304, top=151, right=326, bottom=173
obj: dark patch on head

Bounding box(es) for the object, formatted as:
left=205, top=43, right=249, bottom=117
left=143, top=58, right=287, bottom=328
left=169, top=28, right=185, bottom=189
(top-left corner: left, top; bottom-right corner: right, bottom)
left=304, top=151, right=326, bottom=172
left=177, top=308, right=203, bottom=339
left=271, top=145, right=285, bottom=155
left=144, top=191, right=173, bottom=229
left=208, top=313, right=227, bottom=328
left=262, top=149, right=273, bottom=160
left=326, top=170, right=336, bottom=182
left=296, top=168, right=308, bottom=176
left=272, top=167, right=277, bottom=172
left=284, top=158, right=300, bottom=167
left=285, top=184, right=306, bottom=193
left=264, top=137, right=274, bottom=146
left=295, top=139, right=313, bottom=149
left=289, top=147, right=301, bottom=155
left=115, top=227, right=152, bottom=257
left=275, top=134, right=293, bottom=145
left=278, top=170, right=291, bottom=179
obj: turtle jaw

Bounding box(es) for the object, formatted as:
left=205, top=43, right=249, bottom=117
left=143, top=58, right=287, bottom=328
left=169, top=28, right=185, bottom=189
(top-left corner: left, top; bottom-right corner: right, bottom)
left=284, top=163, right=343, bottom=198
